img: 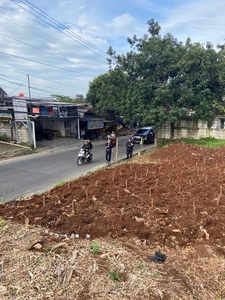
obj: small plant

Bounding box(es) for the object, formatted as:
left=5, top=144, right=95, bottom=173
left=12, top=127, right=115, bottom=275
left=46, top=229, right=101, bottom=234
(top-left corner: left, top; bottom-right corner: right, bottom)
left=45, top=245, right=54, bottom=252
left=0, top=217, right=5, bottom=227
left=108, top=270, right=122, bottom=282
left=0, top=196, right=5, bottom=204
left=36, top=258, right=42, bottom=264
left=91, top=242, right=100, bottom=254
left=56, top=180, right=66, bottom=186
left=153, top=270, right=160, bottom=278
left=112, top=240, right=117, bottom=245
left=135, top=261, right=144, bottom=270
left=11, top=288, right=17, bottom=295
left=0, top=133, right=10, bottom=142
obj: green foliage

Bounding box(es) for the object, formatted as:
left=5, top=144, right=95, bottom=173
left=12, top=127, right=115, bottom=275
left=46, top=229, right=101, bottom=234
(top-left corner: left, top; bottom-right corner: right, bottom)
left=108, top=270, right=122, bottom=282
left=56, top=180, right=66, bottom=186
left=91, top=242, right=100, bottom=254
left=0, top=133, right=10, bottom=142
left=51, top=95, right=77, bottom=103
left=184, top=137, right=225, bottom=148
left=0, top=217, right=5, bottom=227
left=135, top=261, right=144, bottom=270
left=87, top=19, right=225, bottom=129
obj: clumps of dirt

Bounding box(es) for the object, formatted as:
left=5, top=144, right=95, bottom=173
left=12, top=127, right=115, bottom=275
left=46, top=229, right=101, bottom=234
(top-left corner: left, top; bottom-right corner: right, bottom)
left=1, top=143, right=225, bottom=248
left=1, top=143, right=225, bottom=299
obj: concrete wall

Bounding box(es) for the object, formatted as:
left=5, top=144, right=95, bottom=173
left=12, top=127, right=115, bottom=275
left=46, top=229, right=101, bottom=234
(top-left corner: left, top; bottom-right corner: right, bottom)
left=0, top=121, right=29, bottom=143
left=158, top=116, right=225, bottom=141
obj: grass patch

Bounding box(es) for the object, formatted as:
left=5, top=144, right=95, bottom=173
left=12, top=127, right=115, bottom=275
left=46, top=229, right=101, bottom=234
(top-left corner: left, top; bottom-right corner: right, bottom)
left=158, top=137, right=225, bottom=150
left=184, top=137, right=225, bottom=148
left=56, top=180, right=66, bottom=186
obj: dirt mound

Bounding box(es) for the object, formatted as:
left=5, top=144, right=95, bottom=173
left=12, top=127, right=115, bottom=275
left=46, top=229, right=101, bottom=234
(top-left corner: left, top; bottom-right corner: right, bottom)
left=1, top=142, right=225, bottom=299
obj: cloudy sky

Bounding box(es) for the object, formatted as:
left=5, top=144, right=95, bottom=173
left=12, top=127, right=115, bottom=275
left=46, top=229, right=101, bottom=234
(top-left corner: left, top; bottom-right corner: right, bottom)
left=0, top=0, right=224, bottom=99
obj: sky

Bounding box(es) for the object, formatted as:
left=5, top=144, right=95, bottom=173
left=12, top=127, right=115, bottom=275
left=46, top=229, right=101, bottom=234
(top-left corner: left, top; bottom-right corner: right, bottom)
left=0, top=0, right=224, bottom=99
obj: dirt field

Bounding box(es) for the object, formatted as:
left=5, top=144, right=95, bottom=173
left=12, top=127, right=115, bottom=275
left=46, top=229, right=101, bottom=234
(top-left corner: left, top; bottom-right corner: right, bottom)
left=0, top=143, right=225, bottom=299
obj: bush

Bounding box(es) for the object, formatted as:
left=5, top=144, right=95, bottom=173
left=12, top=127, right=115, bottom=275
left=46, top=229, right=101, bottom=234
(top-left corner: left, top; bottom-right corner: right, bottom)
left=0, top=133, right=10, bottom=142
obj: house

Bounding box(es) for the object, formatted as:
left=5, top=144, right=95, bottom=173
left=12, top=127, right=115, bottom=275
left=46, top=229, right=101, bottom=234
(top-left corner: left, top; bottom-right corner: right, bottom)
left=0, top=90, right=106, bottom=146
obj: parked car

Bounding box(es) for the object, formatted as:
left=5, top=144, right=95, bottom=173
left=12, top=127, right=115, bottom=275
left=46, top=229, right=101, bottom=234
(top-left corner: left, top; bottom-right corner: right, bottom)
left=132, top=127, right=154, bottom=144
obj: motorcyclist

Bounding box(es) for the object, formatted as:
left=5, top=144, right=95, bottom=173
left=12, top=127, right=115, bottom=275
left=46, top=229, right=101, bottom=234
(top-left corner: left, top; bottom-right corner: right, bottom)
left=82, top=139, right=92, bottom=160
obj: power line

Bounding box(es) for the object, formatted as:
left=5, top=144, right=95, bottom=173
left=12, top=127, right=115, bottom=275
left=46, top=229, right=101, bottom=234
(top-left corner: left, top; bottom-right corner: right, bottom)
left=0, top=51, right=95, bottom=77
left=10, top=0, right=108, bottom=59
left=1, top=66, right=83, bottom=90
left=0, top=14, right=102, bottom=74
left=0, top=32, right=98, bottom=76
left=22, top=0, right=108, bottom=57
left=0, top=74, right=75, bottom=96
left=0, top=77, right=62, bottom=96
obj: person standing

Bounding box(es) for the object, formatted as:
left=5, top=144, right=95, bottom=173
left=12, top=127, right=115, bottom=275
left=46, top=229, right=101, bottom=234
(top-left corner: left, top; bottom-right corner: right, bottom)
left=105, top=138, right=113, bottom=165
left=126, top=138, right=134, bottom=159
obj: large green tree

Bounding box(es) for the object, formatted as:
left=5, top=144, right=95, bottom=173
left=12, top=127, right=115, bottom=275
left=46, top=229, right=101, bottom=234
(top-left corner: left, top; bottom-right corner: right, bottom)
left=87, top=19, right=225, bottom=129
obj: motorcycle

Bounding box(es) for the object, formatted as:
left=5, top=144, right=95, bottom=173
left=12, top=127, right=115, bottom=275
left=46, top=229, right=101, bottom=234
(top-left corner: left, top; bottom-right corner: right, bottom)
left=77, top=147, right=93, bottom=166
left=35, top=130, right=53, bottom=142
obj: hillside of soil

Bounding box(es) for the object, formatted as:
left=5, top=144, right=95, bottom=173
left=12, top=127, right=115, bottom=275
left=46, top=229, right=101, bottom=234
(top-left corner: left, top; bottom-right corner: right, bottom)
left=0, top=143, right=225, bottom=299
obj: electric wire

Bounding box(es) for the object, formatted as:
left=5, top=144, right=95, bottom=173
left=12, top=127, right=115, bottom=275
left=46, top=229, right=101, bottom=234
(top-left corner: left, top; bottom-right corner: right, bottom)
left=0, top=51, right=95, bottom=77
left=10, top=0, right=108, bottom=59
left=0, top=74, right=75, bottom=96
left=21, top=0, right=108, bottom=57
left=0, top=32, right=99, bottom=76
left=0, top=14, right=102, bottom=74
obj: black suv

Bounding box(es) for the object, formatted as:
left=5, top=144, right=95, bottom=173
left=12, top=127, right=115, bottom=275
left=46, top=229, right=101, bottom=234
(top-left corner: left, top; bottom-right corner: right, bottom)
left=132, top=127, right=154, bottom=144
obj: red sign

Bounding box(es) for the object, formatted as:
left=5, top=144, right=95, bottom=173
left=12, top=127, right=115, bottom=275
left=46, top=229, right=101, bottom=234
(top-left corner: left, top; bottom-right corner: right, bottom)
left=32, top=107, right=40, bottom=114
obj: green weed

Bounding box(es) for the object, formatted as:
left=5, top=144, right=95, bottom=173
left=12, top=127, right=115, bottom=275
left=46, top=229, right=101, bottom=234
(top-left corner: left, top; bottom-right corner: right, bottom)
left=56, top=180, right=66, bottom=186
left=91, top=242, right=100, bottom=254
left=135, top=261, right=144, bottom=270
left=108, top=271, right=122, bottom=282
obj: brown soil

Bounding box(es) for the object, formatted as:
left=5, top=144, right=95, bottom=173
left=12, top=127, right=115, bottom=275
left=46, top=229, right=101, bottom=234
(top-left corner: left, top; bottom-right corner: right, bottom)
left=0, top=143, right=225, bottom=299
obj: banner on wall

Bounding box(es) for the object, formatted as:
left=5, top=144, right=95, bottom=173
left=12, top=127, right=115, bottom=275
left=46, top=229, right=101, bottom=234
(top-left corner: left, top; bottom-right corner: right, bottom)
left=0, top=110, right=13, bottom=123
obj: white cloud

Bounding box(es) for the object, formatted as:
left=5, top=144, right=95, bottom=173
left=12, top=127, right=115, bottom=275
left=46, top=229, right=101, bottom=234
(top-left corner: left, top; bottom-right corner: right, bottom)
left=0, top=0, right=224, bottom=98
left=161, top=0, right=225, bottom=46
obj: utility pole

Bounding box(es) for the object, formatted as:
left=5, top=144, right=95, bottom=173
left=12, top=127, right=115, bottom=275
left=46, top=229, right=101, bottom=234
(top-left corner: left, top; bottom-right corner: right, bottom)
left=27, top=74, right=31, bottom=99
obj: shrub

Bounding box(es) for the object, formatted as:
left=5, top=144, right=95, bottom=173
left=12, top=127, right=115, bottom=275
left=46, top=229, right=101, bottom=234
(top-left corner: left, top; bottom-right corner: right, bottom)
left=0, top=133, right=10, bottom=142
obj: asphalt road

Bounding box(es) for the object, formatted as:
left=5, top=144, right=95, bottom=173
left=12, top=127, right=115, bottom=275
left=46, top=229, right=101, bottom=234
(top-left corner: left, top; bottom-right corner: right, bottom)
left=0, top=136, right=154, bottom=202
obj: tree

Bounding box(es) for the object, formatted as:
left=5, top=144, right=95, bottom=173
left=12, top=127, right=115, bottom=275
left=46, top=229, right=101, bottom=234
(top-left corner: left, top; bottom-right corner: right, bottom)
left=74, top=94, right=85, bottom=103
left=51, top=95, right=76, bottom=103
left=87, top=19, right=225, bottom=129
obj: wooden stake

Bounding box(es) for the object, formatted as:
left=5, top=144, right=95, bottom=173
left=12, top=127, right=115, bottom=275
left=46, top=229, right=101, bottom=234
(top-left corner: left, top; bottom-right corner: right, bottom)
left=156, top=179, right=159, bottom=187
left=117, top=190, right=119, bottom=201
left=146, top=169, right=149, bottom=176
left=220, top=185, right=223, bottom=195
left=67, top=182, right=70, bottom=188
left=43, top=195, right=46, bottom=207
left=193, top=201, right=196, bottom=215
left=151, top=198, right=154, bottom=208
left=135, top=173, right=137, bottom=182
left=159, top=166, right=161, bottom=172
left=205, top=175, right=207, bottom=183
left=72, top=200, right=76, bottom=214
left=95, top=180, right=98, bottom=187
left=86, top=190, right=88, bottom=200
left=125, top=180, right=127, bottom=189
left=149, top=187, right=152, bottom=197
